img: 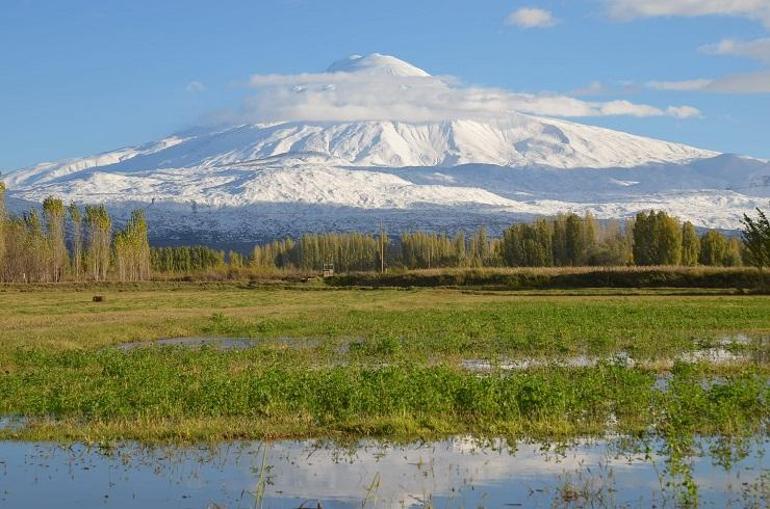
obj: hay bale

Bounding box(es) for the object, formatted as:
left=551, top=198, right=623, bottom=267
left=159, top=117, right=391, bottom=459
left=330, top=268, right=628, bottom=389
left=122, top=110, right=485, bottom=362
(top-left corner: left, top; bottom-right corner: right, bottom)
left=92, top=295, right=105, bottom=303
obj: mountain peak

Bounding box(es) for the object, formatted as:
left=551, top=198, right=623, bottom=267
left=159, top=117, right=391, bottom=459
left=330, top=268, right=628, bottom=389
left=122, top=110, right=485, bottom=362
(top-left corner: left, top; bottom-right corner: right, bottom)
left=326, top=53, right=431, bottom=78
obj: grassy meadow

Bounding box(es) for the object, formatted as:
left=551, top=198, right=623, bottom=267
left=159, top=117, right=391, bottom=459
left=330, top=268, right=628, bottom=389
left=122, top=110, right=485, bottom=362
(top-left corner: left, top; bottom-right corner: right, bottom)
left=1, top=281, right=770, bottom=443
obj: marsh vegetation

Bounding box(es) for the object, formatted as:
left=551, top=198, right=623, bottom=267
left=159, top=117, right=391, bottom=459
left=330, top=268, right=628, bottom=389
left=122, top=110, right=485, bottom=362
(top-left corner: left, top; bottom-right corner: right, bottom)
left=2, top=283, right=770, bottom=505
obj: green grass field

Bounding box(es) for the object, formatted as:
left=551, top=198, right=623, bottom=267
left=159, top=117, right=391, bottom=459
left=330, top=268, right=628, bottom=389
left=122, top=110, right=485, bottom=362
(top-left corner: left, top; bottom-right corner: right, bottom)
left=1, top=283, right=769, bottom=442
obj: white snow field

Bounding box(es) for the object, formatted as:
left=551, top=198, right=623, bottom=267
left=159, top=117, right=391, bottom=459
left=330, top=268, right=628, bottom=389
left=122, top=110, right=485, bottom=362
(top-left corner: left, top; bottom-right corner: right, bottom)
left=3, top=55, right=769, bottom=240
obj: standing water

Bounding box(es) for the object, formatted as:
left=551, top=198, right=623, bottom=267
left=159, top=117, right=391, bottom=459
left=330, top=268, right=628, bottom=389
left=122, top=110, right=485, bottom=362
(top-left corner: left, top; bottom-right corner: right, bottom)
left=1, top=436, right=769, bottom=507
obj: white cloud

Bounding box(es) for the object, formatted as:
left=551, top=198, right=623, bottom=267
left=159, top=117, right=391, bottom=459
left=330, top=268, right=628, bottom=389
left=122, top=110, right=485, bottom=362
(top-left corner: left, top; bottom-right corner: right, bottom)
left=505, top=7, right=558, bottom=28
left=706, top=70, right=770, bottom=92
left=648, top=79, right=715, bottom=91
left=186, top=80, right=206, bottom=93
left=648, top=37, right=770, bottom=94
left=572, top=81, right=607, bottom=96
left=665, top=105, right=704, bottom=118
left=240, top=59, right=700, bottom=122
left=701, top=37, right=770, bottom=62
left=605, top=0, right=770, bottom=26
left=648, top=73, right=770, bottom=93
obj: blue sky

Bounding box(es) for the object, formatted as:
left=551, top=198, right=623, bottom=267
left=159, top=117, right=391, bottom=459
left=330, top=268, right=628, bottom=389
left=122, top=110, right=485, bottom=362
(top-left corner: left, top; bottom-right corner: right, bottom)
left=2, top=0, right=770, bottom=171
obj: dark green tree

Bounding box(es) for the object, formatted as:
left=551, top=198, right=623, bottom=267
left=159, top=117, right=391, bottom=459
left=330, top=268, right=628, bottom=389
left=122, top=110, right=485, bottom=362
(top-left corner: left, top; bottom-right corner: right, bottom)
left=741, top=207, right=770, bottom=271
left=681, top=221, right=700, bottom=266
left=699, top=230, right=727, bottom=266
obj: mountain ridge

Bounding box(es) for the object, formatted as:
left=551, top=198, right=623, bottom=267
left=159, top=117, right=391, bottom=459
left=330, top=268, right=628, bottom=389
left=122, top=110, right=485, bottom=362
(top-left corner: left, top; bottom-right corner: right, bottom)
left=2, top=54, right=768, bottom=237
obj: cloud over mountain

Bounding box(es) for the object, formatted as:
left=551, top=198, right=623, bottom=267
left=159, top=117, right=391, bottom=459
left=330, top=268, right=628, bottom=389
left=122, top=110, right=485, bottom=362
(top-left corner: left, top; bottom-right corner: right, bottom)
left=240, top=54, right=700, bottom=123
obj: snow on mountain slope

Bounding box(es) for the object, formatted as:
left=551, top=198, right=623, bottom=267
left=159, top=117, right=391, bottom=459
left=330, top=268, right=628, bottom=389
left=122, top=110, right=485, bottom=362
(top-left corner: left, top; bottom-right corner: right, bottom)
left=11, top=158, right=522, bottom=210
left=3, top=135, right=188, bottom=188
left=5, top=115, right=717, bottom=190
left=2, top=54, right=768, bottom=238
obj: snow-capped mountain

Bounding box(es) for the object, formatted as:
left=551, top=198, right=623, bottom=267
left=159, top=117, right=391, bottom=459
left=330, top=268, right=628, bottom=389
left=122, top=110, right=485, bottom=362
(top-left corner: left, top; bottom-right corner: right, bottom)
left=3, top=54, right=769, bottom=241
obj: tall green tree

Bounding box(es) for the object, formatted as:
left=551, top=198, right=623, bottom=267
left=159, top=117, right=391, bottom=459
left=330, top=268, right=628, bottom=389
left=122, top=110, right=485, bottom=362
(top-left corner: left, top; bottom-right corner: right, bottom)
left=551, top=214, right=568, bottom=266
left=378, top=223, right=389, bottom=273
left=85, top=205, right=112, bottom=281
left=68, top=203, right=83, bottom=280
left=0, top=182, right=6, bottom=281
left=723, top=238, right=743, bottom=267
left=654, top=211, right=682, bottom=265
left=742, top=207, right=770, bottom=271
left=681, top=222, right=700, bottom=266
left=471, top=226, right=491, bottom=266
left=632, top=211, right=655, bottom=266
left=633, top=211, right=682, bottom=265
left=152, top=246, right=224, bottom=273
left=228, top=250, right=245, bottom=269
left=453, top=231, right=467, bottom=267
left=699, top=230, right=727, bottom=266
left=501, top=220, right=552, bottom=267
left=22, top=210, right=46, bottom=281
left=565, top=213, right=585, bottom=266
left=42, top=196, right=68, bottom=282
left=113, top=210, right=151, bottom=281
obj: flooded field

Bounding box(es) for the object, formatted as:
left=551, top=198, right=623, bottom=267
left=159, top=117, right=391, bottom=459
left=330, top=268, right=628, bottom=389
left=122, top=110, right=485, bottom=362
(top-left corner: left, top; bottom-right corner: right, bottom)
left=1, top=436, right=769, bottom=508
left=115, top=334, right=770, bottom=371
left=3, top=287, right=770, bottom=506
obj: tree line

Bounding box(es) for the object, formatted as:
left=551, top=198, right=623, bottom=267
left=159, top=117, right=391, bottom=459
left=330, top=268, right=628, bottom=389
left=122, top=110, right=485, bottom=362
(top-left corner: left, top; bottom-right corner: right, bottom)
left=0, top=185, right=151, bottom=282
left=248, top=211, right=756, bottom=272
left=1, top=182, right=769, bottom=280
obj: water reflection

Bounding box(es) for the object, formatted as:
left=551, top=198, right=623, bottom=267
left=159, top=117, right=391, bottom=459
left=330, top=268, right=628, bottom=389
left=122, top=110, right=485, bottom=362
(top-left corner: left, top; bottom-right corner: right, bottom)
left=116, top=336, right=323, bottom=351
left=117, top=336, right=259, bottom=351
left=1, top=436, right=768, bottom=508
left=114, top=334, right=770, bottom=370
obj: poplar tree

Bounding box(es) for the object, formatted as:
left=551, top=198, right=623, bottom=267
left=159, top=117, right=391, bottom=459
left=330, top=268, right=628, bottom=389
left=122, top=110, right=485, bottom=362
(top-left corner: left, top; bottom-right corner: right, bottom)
left=723, top=238, right=743, bottom=267
left=22, top=210, right=46, bottom=282
left=251, top=239, right=294, bottom=271
left=632, top=211, right=656, bottom=266
left=0, top=182, right=6, bottom=281
left=42, top=196, right=68, bottom=282
left=1, top=218, right=26, bottom=282
left=113, top=210, right=151, bottom=281
left=153, top=246, right=222, bottom=273
left=228, top=250, right=245, bottom=269
left=68, top=203, right=83, bottom=280
left=633, top=211, right=682, bottom=265
left=551, top=214, right=568, bottom=266
left=699, top=230, right=727, bottom=266
left=378, top=223, right=388, bottom=273
left=470, top=226, right=491, bottom=266
left=401, top=232, right=456, bottom=269
left=582, top=212, right=598, bottom=263
left=130, top=210, right=151, bottom=280
left=681, top=221, right=700, bottom=266
left=85, top=205, right=112, bottom=281
left=565, top=214, right=585, bottom=266
left=742, top=207, right=770, bottom=271
left=655, top=211, right=682, bottom=265
left=501, top=221, right=552, bottom=267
